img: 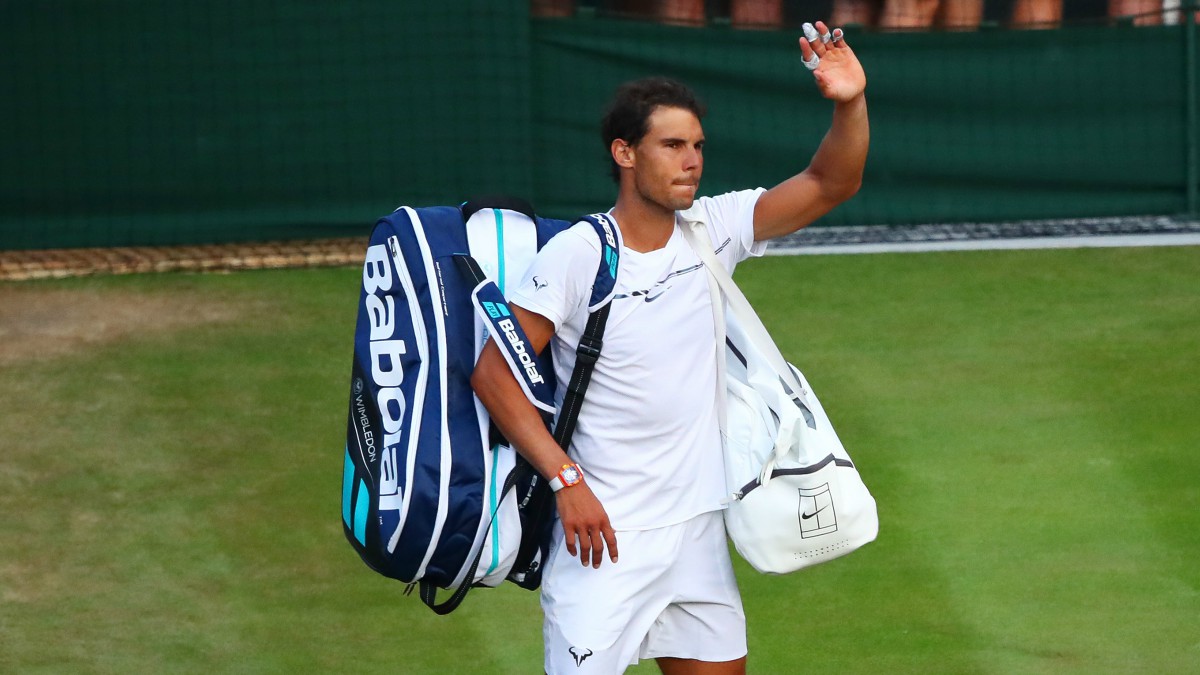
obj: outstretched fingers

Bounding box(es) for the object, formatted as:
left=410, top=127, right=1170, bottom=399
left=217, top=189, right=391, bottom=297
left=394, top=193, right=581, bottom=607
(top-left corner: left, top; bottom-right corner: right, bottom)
left=801, top=20, right=846, bottom=70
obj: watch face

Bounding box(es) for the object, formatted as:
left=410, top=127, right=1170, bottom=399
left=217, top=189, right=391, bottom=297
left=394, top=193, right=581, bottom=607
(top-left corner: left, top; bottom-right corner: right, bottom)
left=561, top=466, right=581, bottom=485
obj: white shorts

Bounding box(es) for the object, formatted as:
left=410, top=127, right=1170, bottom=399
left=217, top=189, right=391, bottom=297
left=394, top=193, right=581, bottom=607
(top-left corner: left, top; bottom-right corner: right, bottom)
left=541, top=510, right=747, bottom=674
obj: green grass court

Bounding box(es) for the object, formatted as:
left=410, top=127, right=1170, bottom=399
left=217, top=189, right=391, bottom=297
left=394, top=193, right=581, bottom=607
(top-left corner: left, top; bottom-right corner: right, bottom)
left=2, top=245, right=1198, bottom=673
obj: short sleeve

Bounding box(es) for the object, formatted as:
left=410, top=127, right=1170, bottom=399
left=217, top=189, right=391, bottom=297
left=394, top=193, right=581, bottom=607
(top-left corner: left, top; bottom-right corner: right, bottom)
left=507, top=222, right=599, bottom=331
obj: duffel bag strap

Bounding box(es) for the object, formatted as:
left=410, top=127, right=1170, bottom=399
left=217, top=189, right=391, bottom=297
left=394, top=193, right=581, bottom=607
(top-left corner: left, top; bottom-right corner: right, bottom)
left=678, top=220, right=803, bottom=395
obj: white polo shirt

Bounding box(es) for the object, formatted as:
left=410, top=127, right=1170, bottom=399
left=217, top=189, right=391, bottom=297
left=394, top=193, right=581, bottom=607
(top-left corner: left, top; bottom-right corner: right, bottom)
left=510, top=188, right=767, bottom=530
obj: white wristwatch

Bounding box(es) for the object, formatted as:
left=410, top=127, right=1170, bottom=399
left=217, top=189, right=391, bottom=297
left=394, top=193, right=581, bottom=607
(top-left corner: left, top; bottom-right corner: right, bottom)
left=549, top=463, right=584, bottom=492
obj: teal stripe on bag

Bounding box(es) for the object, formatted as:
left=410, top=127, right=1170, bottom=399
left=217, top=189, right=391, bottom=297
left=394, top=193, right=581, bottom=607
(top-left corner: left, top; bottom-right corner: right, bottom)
left=342, top=447, right=354, bottom=529
left=485, top=445, right=501, bottom=576
left=353, top=479, right=369, bottom=546
left=486, top=208, right=505, bottom=577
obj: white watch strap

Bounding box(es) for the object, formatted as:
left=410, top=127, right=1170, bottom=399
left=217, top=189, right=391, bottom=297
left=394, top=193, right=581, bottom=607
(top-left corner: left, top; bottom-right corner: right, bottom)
left=549, top=475, right=566, bottom=492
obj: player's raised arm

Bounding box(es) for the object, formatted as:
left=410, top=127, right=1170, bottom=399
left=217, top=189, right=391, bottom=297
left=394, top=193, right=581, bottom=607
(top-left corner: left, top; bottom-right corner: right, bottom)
left=753, top=20, right=870, bottom=242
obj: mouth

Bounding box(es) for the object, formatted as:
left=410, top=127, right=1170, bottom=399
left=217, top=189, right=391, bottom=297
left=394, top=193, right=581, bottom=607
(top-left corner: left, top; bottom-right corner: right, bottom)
left=670, top=182, right=698, bottom=205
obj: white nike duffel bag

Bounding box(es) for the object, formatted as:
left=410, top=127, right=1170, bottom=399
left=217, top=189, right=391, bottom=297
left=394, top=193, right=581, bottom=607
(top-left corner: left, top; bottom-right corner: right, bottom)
left=681, top=219, right=878, bottom=574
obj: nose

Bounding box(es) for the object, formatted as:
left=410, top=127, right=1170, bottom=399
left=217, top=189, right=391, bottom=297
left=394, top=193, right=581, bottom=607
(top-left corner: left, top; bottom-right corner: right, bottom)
left=683, top=146, right=702, bottom=172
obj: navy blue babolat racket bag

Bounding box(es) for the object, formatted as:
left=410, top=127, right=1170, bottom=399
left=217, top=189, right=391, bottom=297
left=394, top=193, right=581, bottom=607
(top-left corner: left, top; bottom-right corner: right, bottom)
left=341, top=198, right=619, bottom=614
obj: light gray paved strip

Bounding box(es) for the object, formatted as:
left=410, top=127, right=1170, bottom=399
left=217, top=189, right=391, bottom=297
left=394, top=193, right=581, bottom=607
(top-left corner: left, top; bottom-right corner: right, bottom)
left=769, top=233, right=1200, bottom=255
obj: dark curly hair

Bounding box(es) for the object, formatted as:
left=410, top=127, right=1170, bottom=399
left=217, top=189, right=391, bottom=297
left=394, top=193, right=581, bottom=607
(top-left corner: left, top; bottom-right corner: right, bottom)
left=600, top=77, right=707, bottom=183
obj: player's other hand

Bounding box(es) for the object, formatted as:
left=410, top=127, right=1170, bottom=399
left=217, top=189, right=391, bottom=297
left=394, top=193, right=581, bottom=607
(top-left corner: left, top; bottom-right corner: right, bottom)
left=799, top=20, right=867, bottom=103
left=555, top=481, right=619, bottom=569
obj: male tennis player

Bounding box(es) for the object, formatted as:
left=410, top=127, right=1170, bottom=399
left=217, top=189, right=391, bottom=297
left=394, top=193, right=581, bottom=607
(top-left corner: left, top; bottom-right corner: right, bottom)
left=473, top=20, right=868, bottom=674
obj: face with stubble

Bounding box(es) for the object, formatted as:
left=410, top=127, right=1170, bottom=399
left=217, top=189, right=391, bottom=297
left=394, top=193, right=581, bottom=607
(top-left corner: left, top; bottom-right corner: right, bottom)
left=620, top=105, right=705, bottom=213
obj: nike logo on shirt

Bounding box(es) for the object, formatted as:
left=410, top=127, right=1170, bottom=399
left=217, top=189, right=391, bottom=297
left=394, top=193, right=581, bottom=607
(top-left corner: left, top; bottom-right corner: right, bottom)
left=613, top=262, right=704, bottom=302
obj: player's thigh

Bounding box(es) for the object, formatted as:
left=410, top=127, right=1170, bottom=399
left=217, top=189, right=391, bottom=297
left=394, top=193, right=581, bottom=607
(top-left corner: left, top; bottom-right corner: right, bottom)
left=542, top=524, right=677, bottom=673
left=639, top=512, right=746, bottom=664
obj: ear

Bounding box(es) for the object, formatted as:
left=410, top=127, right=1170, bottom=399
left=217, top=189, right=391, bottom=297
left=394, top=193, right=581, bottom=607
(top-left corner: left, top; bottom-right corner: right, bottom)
left=611, top=139, right=635, bottom=170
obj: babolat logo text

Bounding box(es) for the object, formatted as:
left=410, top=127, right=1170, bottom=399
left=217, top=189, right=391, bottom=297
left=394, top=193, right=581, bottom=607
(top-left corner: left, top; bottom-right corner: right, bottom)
left=361, top=239, right=409, bottom=461
left=594, top=214, right=619, bottom=278
left=596, top=214, right=617, bottom=248
left=498, top=318, right=544, bottom=385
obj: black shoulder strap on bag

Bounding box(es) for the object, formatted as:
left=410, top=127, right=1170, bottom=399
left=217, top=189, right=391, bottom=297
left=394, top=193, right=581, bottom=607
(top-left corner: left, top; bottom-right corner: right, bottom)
left=553, top=305, right=610, bottom=448
left=553, top=213, right=621, bottom=450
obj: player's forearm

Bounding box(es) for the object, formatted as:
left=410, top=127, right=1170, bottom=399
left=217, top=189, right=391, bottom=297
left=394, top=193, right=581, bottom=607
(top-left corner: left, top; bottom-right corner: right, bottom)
left=471, top=345, right=571, bottom=479
left=807, top=93, right=869, bottom=204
